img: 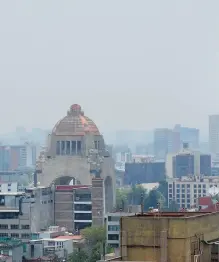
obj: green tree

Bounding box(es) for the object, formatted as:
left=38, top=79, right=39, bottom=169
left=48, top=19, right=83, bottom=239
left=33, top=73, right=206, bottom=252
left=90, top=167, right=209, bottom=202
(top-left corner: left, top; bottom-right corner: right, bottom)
left=115, top=188, right=129, bottom=210
left=128, top=185, right=147, bottom=205
left=144, top=189, right=165, bottom=210
left=68, top=249, right=88, bottom=262
left=157, top=180, right=168, bottom=201
left=81, top=226, right=106, bottom=247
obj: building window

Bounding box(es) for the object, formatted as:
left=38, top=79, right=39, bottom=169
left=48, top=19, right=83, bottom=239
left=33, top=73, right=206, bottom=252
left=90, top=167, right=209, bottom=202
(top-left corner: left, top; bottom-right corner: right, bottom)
left=0, top=225, right=8, bottom=229
left=21, top=233, right=30, bottom=239
left=11, top=233, right=19, bottom=238
left=108, top=216, right=120, bottom=222
left=169, top=184, right=172, bottom=188
left=77, top=141, right=82, bottom=154
left=182, top=184, right=185, bottom=188
left=203, top=184, right=206, bottom=189
left=198, top=185, right=201, bottom=188
left=66, top=141, right=70, bottom=155
left=108, top=225, right=120, bottom=231
left=61, top=141, right=65, bottom=155
left=177, top=189, right=180, bottom=193
left=108, top=234, right=119, bottom=241
left=182, top=194, right=185, bottom=198
left=21, top=225, right=30, bottom=230
left=169, top=194, right=172, bottom=198
left=187, top=184, right=190, bottom=188
left=11, top=225, right=19, bottom=229
left=0, top=233, right=8, bottom=237
left=176, top=194, right=180, bottom=198
left=71, top=141, right=76, bottom=155
left=177, top=184, right=180, bottom=188
left=169, top=189, right=172, bottom=193
left=194, top=185, right=197, bottom=188
left=56, top=141, right=60, bottom=155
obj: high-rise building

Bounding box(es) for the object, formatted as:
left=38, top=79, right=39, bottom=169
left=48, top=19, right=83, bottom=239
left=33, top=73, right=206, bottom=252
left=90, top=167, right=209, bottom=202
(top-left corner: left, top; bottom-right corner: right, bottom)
left=174, top=124, right=199, bottom=149
left=166, top=143, right=211, bottom=178
left=153, top=128, right=180, bottom=159
left=209, top=115, right=219, bottom=155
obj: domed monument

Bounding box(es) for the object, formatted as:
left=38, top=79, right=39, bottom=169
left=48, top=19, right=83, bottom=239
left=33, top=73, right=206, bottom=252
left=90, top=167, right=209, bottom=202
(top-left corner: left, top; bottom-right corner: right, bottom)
left=36, top=104, right=115, bottom=213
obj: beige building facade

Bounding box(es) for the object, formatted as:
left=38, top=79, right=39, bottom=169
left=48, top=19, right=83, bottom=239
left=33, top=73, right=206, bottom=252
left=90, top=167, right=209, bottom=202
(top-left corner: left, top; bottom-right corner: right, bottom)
left=36, top=104, right=116, bottom=213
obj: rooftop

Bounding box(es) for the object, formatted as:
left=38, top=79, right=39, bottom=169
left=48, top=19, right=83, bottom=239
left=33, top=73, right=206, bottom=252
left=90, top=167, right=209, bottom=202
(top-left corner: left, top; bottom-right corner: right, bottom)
left=133, top=211, right=213, bottom=218
left=52, top=104, right=100, bottom=136
left=55, top=235, right=83, bottom=241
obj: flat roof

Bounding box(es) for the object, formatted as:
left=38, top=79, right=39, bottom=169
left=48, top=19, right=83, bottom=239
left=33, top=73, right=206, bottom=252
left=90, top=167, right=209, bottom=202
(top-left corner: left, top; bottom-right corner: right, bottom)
left=55, top=235, right=82, bottom=240
left=56, top=185, right=90, bottom=191
left=0, top=209, right=19, bottom=212
left=0, top=192, right=25, bottom=196
left=133, top=211, right=213, bottom=218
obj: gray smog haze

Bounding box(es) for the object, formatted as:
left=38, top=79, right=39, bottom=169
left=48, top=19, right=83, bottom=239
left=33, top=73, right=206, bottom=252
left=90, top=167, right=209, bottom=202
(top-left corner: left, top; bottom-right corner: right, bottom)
left=0, top=1, right=218, bottom=137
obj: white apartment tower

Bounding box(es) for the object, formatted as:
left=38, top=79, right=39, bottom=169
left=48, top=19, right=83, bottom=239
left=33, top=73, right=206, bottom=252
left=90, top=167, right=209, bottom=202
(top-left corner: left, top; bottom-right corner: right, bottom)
left=209, top=115, right=219, bottom=155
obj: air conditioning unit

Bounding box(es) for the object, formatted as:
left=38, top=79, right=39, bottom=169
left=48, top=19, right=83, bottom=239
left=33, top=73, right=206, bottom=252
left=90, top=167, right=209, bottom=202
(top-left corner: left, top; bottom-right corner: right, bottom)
left=76, top=197, right=80, bottom=201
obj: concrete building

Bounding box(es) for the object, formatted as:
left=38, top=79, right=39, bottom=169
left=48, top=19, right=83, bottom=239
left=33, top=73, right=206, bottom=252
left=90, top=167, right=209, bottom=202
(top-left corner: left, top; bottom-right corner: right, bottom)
left=26, top=237, right=73, bottom=260
left=54, top=185, right=92, bottom=232
left=209, top=115, right=219, bottom=155
left=167, top=176, right=219, bottom=209
left=106, top=209, right=140, bottom=249
left=119, top=211, right=219, bottom=262
left=36, top=104, right=115, bottom=220
left=0, top=186, right=53, bottom=240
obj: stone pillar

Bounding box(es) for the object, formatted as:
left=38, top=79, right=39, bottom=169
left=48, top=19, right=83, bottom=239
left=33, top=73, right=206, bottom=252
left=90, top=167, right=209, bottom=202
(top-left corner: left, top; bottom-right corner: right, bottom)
left=92, top=178, right=104, bottom=227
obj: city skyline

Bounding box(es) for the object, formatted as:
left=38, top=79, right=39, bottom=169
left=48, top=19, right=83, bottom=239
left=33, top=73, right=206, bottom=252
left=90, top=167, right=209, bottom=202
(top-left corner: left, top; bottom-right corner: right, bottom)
left=0, top=1, right=219, bottom=134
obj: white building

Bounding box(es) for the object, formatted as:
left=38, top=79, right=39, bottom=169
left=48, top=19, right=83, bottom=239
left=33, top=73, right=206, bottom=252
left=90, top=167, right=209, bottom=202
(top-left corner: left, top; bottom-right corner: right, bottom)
left=0, top=182, right=19, bottom=193
left=209, top=115, right=219, bottom=155
left=106, top=208, right=139, bottom=249
left=167, top=176, right=219, bottom=209
left=0, top=186, right=53, bottom=240
left=27, top=237, right=73, bottom=260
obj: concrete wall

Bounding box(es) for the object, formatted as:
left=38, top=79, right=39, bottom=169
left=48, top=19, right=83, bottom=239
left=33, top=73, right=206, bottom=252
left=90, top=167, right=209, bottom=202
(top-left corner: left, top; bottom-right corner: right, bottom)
left=120, top=212, right=219, bottom=262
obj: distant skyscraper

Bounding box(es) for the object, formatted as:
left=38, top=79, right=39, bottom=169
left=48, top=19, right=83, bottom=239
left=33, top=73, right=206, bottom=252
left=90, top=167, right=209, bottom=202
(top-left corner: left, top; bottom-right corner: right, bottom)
left=153, top=128, right=180, bottom=159
left=174, top=124, right=199, bottom=149
left=209, top=115, right=219, bottom=155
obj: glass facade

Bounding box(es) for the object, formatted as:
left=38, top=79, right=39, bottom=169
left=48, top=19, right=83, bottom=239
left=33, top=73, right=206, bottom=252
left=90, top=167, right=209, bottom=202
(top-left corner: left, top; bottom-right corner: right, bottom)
left=200, top=154, right=211, bottom=176
left=174, top=154, right=195, bottom=178
left=124, top=162, right=165, bottom=185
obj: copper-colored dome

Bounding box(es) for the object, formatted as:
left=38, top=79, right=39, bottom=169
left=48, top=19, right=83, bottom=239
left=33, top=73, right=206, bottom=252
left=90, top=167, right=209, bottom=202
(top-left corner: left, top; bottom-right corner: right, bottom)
left=52, top=104, right=100, bottom=136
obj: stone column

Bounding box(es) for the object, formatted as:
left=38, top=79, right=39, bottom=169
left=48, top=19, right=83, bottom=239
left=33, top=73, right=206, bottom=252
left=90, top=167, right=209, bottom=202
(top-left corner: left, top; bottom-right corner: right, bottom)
left=91, top=178, right=104, bottom=227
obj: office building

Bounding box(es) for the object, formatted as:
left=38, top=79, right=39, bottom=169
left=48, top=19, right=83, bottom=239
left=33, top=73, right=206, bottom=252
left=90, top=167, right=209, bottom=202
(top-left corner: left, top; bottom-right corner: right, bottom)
left=106, top=212, right=136, bottom=249
left=153, top=128, right=180, bottom=159
left=174, top=124, right=199, bottom=149
left=119, top=211, right=219, bottom=262
left=124, top=161, right=165, bottom=185
left=209, top=115, right=219, bottom=155
left=0, top=186, right=53, bottom=240
left=166, top=144, right=211, bottom=178
left=54, top=185, right=92, bottom=232
left=167, top=176, right=219, bottom=209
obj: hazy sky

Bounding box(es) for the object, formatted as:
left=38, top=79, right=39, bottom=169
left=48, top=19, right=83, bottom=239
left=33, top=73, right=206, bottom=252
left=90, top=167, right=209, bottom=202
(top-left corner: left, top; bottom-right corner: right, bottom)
left=0, top=1, right=218, bottom=136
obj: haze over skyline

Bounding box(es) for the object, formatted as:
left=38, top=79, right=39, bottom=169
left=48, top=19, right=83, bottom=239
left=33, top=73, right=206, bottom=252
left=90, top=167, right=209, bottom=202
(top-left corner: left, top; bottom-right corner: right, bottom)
left=0, top=1, right=218, bottom=138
